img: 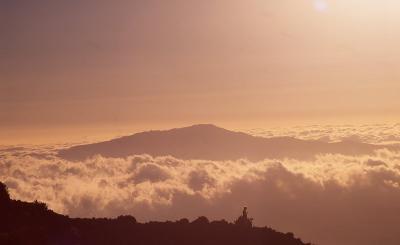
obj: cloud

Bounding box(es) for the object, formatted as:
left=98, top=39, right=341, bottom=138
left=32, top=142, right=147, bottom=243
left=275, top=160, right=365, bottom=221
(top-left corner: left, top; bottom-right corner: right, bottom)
left=1, top=146, right=400, bottom=245
left=187, top=170, right=216, bottom=191
left=133, top=163, right=171, bottom=184
left=246, top=123, right=400, bottom=145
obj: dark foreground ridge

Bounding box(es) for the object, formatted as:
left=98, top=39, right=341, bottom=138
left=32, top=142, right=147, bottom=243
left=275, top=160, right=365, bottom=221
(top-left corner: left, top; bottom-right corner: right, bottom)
left=0, top=182, right=310, bottom=245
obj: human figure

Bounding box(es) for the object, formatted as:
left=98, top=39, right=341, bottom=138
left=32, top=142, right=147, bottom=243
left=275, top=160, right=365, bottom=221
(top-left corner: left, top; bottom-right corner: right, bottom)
left=235, top=206, right=253, bottom=228
left=242, top=207, right=248, bottom=219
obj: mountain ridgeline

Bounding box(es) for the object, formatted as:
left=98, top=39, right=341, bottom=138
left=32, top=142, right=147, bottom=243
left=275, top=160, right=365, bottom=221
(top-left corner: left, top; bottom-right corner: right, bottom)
left=59, top=124, right=394, bottom=161
left=0, top=182, right=310, bottom=245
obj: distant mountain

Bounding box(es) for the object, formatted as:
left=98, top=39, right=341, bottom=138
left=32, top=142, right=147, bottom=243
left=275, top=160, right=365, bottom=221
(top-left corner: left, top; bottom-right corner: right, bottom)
left=58, top=124, right=395, bottom=161
left=0, top=182, right=310, bottom=245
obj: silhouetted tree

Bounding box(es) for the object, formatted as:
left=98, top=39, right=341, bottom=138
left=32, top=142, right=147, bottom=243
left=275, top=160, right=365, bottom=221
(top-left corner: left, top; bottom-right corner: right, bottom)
left=33, top=200, right=48, bottom=211
left=117, top=215, right=137, bottom=224
left=191, top=216, right=209, bottom=225
left=176, top=218, right=189, bottom=225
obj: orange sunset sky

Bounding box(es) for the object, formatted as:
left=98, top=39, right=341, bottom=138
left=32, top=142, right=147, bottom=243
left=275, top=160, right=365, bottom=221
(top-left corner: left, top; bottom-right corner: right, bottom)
left=1, top=0, right=400, bottom=144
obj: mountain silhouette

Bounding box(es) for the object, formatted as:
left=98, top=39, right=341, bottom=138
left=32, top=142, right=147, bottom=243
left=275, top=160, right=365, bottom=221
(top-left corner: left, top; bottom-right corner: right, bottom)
left=58, top=124, right=396, bottom=161
left=0, top=182, right=310, bottom=245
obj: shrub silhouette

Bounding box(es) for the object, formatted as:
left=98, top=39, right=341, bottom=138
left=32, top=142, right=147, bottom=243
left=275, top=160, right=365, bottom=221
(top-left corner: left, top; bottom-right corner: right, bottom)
left=191, top=216, right=210, bottom=225
left=117, top=215, right=137, bottom=225
left=177, top=218, right=190, bottom=225
left=0, top=182, right=10, bottom=204
left=33, top=200, right=48, bottom=212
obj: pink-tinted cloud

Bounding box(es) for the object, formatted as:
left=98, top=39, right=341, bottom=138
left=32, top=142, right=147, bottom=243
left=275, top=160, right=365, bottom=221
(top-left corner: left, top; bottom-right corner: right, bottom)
left=246, top=123, right=400, bottom=145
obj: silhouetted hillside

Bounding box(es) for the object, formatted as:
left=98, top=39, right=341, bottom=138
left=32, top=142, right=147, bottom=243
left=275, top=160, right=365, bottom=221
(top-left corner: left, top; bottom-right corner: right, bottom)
left=0, top=182, right=310, bottom=245
left=59, top=124, right=395, bottom=161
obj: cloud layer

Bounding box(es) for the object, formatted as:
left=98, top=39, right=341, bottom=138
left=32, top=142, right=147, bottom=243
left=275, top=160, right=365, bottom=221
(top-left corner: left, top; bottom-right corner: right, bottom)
left=1, top=145, right=400, bottom=245
left=246, top=123, right=400, bottom=144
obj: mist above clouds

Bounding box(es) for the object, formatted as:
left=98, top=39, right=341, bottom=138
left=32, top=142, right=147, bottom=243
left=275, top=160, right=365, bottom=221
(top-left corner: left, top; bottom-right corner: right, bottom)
left=246, top=123, right=400, bottom=145
left=1, top=146, right=400, bottom=245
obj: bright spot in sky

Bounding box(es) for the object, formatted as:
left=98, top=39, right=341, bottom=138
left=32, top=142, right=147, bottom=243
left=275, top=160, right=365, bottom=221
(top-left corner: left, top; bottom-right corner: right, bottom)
left=314, top=0, right=328, bottom=12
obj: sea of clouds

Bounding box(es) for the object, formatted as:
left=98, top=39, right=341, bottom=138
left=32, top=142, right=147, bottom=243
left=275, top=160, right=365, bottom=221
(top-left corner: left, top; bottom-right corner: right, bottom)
left=246, top=123, right=400, bottom=145
left=1, top=124, right=400, bottom=245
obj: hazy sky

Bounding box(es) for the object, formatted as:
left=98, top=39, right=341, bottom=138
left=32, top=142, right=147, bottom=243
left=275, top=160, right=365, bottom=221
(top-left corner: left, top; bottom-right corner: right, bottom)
left=1, top=0, right=400, bottom=143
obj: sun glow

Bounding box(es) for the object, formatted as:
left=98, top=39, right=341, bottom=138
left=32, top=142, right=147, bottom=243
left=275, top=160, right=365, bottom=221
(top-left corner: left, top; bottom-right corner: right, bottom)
left=314, top=0, right=328, bottom=12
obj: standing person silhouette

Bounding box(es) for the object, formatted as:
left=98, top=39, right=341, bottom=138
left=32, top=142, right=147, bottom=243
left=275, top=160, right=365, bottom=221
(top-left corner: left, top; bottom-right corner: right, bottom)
left=242, top=207, right=248, bottom=219
left=235, top=206, right=253, bottom=227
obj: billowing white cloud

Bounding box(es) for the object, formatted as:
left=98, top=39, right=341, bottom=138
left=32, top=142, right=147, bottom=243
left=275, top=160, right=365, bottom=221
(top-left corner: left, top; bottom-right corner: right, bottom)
left=1, top=145, right=400, bottom=245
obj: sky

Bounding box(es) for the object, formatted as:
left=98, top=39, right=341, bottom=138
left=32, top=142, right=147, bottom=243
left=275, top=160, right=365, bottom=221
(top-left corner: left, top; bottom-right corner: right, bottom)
left=1, top=0, right=400, bottom=143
